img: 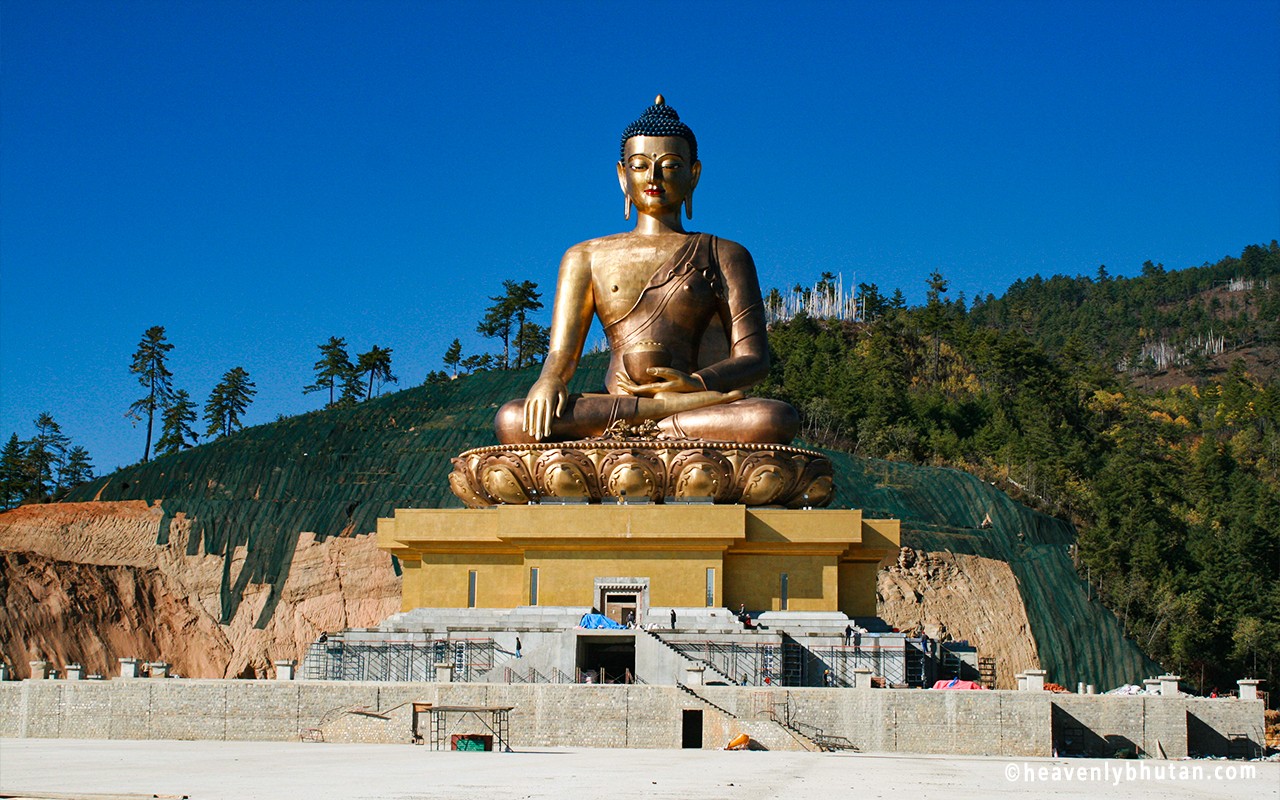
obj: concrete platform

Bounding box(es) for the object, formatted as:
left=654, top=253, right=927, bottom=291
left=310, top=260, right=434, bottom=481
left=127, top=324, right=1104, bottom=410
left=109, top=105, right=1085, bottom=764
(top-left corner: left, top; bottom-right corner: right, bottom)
left=0, top=739, right=1273, bottom=800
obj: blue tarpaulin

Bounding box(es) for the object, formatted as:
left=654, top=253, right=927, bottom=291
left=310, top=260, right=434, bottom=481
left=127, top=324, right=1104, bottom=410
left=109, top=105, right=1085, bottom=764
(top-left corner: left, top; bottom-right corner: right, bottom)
left=578, top=613, right=625, bottom=629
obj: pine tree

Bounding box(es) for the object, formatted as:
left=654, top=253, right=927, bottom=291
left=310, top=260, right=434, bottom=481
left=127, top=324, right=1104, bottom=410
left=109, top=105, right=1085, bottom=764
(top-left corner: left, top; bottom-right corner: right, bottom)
left=0, top=433, right=29, bottom=509
left=443, top=339, right=463, bottom=378
left=816, top=271, right=837, bottom=302
left=205, top=367, right=257, bottom=438
left=356, top=345, right=398, bottom=399
left=765, top=288, right=784, bottom=319
left=477, top=291, right=517, bottom=370
left=60, top=446, right=94, bottom=489
left=508, top=280, right=543, bottom=369
left=304, top=337, right=356, bottom=408
left=339, top=367, right=365, bottom=406
left=516, top=322, right=550, bottom=367
left=478, top=280, right=543, bottom=370
left=126, top=326, right=174, bottom=462
left=26, top=412, right=70, bottom=499
left=155, top=389, right=199, bottom=457
left=857, top=283, right=888, bottom=320
left=460, top=353, right=494, bottom=374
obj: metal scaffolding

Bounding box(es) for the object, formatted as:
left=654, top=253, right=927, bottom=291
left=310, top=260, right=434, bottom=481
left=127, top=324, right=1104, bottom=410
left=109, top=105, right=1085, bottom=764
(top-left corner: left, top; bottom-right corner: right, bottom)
left=303, top=635, right=499, bottom=682
left=412, top=703, right=512, bottom=752
left=665, top=637, right=931, bottom=688
left=666, top=641, right=782, bottom=686
left=806, top=643, right=910, bottom=687
left=503, top=665, right=574, bottom=684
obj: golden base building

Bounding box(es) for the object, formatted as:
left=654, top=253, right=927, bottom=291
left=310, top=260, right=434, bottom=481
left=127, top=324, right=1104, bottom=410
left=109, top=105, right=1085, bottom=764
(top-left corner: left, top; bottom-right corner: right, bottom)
left=378, top=503, right=899, bottom=623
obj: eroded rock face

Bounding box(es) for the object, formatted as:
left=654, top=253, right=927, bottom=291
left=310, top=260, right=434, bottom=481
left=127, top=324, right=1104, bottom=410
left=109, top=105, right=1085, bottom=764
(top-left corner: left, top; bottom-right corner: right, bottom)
left=0, top=550, right=233, bottom=678
left=0, top=501, right=400, bottom=679
left=878, top=547, right=1040, bottom=688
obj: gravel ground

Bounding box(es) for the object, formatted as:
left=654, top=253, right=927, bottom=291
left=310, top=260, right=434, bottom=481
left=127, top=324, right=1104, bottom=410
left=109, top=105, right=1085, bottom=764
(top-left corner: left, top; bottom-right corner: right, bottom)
left=0, top=739, right=1275, bottom=800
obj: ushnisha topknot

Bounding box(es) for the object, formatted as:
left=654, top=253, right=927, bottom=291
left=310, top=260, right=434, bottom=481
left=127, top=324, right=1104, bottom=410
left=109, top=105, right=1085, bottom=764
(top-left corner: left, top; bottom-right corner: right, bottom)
left=620, top=94, right=698, bottom=163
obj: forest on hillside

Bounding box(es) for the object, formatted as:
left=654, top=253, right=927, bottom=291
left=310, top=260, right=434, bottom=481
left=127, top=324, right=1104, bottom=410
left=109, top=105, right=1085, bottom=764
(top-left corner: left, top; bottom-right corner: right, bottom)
left=758, top=242, right=1280, bottom=696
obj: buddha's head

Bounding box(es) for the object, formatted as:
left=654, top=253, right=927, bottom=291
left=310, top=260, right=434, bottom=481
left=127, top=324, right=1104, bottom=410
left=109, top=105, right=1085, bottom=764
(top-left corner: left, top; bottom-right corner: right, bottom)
left=618, top=95, right=701, bottom=221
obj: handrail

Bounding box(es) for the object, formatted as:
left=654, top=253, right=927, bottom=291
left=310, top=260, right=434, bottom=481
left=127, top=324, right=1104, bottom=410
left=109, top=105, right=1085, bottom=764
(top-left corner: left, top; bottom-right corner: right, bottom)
left=675, top=682, right=738, bottom=719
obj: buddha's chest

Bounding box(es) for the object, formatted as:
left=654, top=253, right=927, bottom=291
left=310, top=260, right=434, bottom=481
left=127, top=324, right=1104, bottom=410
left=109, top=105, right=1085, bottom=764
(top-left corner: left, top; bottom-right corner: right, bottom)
left=590, top=240, right=722, bottom=328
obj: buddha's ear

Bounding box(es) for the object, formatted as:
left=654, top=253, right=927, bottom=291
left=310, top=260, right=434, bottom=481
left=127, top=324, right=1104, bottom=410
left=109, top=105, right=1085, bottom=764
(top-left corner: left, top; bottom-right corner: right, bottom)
left=686, top=161, right=701, bottom=220
left=617, top=161, right=632, bottom=220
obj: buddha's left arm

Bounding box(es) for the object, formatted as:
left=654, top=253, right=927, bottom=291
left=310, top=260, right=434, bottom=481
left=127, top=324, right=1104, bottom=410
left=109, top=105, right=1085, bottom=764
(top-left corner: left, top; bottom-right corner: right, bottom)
left=692, top=239, right=770, bottom=392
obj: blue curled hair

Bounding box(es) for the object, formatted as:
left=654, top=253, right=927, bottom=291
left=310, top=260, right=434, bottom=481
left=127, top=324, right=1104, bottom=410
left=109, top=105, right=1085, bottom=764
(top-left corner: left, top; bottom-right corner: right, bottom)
left=620, top=98, right=697, bottom=162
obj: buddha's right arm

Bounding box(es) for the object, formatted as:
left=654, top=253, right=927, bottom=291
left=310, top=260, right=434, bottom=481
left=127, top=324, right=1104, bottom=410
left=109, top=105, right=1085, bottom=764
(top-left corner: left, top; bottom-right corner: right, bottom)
left=523, top=247, right=595, bottom=440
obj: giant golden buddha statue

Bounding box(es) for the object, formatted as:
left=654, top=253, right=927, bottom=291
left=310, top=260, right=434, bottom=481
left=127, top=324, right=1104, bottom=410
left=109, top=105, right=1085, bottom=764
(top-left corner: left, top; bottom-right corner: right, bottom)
left=450, top=97, right=831, bottom=508
left=495, top=96, right=798, bottom=445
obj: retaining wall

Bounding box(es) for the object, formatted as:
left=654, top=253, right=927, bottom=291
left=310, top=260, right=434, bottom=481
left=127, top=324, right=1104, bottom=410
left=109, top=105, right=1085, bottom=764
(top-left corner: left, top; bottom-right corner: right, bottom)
left=0, top=680, right=1263, bottom=757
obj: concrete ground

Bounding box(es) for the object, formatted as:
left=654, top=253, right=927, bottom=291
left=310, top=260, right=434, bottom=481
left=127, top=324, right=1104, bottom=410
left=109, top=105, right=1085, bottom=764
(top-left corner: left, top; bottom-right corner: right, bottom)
left=0, top=739, right=1275, bottom=800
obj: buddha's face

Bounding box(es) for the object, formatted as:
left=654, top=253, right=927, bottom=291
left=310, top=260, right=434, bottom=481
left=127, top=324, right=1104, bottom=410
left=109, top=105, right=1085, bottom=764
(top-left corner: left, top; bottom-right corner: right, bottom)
left=617, top=135, right=701, bottom=217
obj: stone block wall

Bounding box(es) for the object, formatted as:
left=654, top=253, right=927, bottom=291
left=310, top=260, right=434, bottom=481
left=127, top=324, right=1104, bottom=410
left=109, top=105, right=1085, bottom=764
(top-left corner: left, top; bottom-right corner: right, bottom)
left=0, top=679, right=1264, bottom=758
left=1185, top=697, right=1268, bottom=758
left=700, top=686, right=1052, bottom=756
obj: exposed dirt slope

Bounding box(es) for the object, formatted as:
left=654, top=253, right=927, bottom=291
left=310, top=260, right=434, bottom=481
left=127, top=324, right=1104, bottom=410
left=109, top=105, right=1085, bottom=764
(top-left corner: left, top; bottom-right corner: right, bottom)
left=0, top=501, right=400, bottom=679
left=878, top=548, right=1039, bottom=689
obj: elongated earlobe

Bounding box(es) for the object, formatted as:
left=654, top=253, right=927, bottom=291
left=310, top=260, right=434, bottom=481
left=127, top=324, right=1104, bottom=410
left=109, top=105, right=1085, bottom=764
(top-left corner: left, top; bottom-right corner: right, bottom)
left=684, top=192, right=693, bottom=220
left=624, top=194, right=633, bottom=220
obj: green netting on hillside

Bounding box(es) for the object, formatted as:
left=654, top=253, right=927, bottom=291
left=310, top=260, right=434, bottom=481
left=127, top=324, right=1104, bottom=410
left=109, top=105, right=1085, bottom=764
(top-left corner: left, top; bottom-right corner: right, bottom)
left=67, top=359, right=610, bottom=627
left=66, top=353, right=1159, bottom=686
left=826, top=452, right=1161, bottom=689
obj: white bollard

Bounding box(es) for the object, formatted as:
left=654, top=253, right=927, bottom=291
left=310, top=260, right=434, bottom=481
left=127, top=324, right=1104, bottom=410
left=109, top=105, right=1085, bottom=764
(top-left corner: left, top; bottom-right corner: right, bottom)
left=1024, top=669, right=1047, bottom=691
left=853, top=667, right=874, bottom=690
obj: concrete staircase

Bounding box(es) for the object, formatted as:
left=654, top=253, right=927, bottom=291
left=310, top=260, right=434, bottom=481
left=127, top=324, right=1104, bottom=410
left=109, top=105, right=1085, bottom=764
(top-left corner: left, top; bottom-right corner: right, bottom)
left=672, top=682, right=825, bottom=752
left=638, top=628, right=738, bottom=685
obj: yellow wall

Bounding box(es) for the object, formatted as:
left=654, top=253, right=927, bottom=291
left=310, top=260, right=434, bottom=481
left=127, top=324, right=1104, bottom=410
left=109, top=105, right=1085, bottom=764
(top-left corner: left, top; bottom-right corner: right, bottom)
left=380, top=505, right=897, bottom=614
left=524, top=549, right=722, bottom=608
left=838, top=560, right=881, bottom=617
left=402, top=552, right=525, bottom=609
left=860, top=518, right=901, bottom=551
left=723, top=553, right=838, bottom=611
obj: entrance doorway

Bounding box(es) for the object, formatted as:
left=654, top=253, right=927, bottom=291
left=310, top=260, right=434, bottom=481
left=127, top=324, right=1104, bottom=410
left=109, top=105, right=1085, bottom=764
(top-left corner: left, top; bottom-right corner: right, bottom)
left=603, top=592, right=637, bottom=626
left=682, top=709, right=703, bottom=748
left=595, top=579, right=648, bottom=626
left=576, top=635, right=636, bottom=684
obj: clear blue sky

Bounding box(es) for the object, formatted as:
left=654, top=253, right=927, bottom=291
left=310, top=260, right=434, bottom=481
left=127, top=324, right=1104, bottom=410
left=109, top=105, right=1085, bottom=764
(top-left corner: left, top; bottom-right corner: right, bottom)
left=2, top=0, right=1278, bottom=473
